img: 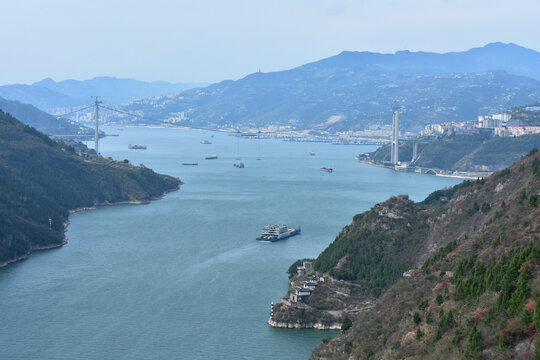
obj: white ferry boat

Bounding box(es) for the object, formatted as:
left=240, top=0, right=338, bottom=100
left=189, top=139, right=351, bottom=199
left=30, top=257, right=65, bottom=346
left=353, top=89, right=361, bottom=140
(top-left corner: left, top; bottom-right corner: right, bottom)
left=256, top=224, right=301, bottom=242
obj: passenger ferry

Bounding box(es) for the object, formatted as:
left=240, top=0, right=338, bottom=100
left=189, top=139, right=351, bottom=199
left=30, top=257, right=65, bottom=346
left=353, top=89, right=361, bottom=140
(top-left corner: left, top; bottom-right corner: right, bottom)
left=256, top=224, right=301, bottom=242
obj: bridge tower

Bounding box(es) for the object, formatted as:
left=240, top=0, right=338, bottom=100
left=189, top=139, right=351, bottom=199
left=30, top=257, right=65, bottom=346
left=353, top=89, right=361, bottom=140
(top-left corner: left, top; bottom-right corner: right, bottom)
left=391, top=101, right=400, bottom=164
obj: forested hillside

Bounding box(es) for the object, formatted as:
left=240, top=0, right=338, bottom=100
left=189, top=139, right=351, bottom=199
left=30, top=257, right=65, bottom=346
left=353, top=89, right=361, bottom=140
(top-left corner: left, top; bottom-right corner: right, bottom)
left=308, top=149, right=540, bottom=359
left=0, top=110, right=181, bottom=267
left=370, top=132, right=540, bottom=172
left=0, top=96, right=94, bottom=136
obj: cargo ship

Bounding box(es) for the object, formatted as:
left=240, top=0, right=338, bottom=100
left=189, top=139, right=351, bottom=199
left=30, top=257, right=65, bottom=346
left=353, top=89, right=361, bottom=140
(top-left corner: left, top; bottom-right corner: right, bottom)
left=320, top=167, right=333, bottom=173
left=182, top=162, right=198, bottom=166
left=200, top=140, right=212, bottom=144
left=205, top=154, right=218, bottom=160
left=256, top=224, right=301, bottom=242
left=128, top=144, right=147, bottom=150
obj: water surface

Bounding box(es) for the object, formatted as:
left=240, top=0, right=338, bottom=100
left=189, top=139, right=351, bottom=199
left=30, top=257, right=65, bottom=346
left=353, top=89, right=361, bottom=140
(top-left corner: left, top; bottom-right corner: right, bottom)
left=0, top=127, right=460, bottom=359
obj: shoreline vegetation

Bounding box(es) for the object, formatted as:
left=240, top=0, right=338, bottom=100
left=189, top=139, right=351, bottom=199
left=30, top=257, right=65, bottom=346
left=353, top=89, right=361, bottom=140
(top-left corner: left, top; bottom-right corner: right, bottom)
left=0, top=186, right=180, bottom=269
left=0, top=110, right=182, bottom=269
left=356, top=158, right=491, bottom=180
left=277, top=148, right=540, bottom=359
left=362, top=132, right=540, bottom=176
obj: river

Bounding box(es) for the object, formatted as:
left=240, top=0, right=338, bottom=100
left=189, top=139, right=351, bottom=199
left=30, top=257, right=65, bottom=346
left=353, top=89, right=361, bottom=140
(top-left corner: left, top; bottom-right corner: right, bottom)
left=0, top=126, right=460, bottom=359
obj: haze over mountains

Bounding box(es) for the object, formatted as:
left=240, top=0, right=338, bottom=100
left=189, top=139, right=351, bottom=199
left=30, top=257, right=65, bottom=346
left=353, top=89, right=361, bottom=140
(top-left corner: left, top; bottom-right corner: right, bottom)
left=0, top=77, right=206, bottom=112
left=2, top=43, right=540, bottom=134
left=0, top=96, right=94, bottom=136
left=121, top=42, right=540, bottom=132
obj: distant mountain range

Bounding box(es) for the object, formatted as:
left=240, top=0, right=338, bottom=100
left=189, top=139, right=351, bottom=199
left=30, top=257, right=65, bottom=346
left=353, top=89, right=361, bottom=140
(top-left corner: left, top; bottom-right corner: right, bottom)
left=122, top=42, right=540, bottom=132
left=0, top=96, right=94, bottom=136
left=0, top=77, right=206, bottom=112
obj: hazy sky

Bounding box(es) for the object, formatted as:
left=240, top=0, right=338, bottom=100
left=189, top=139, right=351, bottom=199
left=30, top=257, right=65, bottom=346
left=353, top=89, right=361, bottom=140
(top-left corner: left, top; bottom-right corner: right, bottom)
left=1, top=0, right=539, bottom=85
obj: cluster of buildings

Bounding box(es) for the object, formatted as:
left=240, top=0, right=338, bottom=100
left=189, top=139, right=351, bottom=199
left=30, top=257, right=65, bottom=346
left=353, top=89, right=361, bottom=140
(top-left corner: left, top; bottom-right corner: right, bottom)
left=494, top=125, right=540, bottom=137
left=420, top=111, right=540, bottom=138
left=289, top=261, right=325, bottom=303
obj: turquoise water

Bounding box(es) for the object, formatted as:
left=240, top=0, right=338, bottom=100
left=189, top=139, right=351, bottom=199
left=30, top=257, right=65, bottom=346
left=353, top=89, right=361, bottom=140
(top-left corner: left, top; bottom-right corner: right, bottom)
left=0, top=127, right=460, bottom=359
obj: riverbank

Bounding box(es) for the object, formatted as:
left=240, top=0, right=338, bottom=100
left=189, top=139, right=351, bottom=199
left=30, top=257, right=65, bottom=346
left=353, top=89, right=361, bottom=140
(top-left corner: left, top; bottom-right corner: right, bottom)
left=0, top=125, right=463, bottom=360
left=356, top=159, right=491, bottom=179
left=269, top=271, right=375, bottom=331
left=0, top=185, right=181, bottom=269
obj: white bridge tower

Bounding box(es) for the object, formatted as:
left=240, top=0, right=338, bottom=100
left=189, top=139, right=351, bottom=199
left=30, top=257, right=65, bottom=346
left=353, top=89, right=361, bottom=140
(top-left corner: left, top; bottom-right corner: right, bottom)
left=390, top=101, right=400, bottom=164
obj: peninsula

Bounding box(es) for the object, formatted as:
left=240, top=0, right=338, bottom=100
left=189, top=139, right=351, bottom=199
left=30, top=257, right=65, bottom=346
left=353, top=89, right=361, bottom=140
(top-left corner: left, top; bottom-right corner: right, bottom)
left=0, top=110, right=182, bottom=268
left=274, top=148, right=540, bottom=359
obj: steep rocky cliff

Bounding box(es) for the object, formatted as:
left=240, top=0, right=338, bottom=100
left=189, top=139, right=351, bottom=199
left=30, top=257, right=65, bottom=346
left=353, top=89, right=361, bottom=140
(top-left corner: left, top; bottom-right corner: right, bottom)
left=278, top=148, right=540, bottom=359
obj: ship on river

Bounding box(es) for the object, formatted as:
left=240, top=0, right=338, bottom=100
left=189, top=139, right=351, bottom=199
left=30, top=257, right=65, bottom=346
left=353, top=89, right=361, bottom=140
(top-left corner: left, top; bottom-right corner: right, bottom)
left=128, top=144, right=147, bottom=150
left=256, top=224, right=301, bottom=242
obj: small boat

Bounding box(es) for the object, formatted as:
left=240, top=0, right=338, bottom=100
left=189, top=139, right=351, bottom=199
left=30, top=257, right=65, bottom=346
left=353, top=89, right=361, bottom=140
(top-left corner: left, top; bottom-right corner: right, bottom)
left=182, top=162, right=198, bottom=166
left=128, top=144, right=147, bottom=150
left=256, top=224, right=301, bottom=242
left=309, top=152, right=315, bottom=156
left=320, top=167, right=333, bottom=173
left=205, top=154, right=218, bottom=160
left=234, top=162, right=245, bottom=168
left=201, top=140, right=212, bottom=144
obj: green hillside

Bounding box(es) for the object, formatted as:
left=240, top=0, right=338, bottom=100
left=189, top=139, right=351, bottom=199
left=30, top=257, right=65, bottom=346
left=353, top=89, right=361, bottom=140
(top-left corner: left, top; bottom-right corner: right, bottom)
left=0, top=110, right=181, bottom=267
left=509, top=102, right=540, bottom=126
left=0, top=96, right=94, bottom=136
left=370, top=132, right=540, bottom=172
left=272, top=146, right=540, bottom=358
left=306, top=149, right=540, bottom=359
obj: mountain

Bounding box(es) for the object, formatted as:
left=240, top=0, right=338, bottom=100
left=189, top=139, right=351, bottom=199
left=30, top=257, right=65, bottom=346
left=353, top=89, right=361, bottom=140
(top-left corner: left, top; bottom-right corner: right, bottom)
left=0, top=84, right=84, bottom=110
left=271, top=149, right=540, bottom=359
left=509, top=102, right=540, bottom=126
left=0, top=110, right=181, bottom=267
left=305, top=42, right=540, bottom=81
left=122, top=43, right=540, bottom=132
left=0, top=96, right=94, bottom=136
left=369, top=132, right=540, bottom=172
left=0, top=77, right=206, bottom=112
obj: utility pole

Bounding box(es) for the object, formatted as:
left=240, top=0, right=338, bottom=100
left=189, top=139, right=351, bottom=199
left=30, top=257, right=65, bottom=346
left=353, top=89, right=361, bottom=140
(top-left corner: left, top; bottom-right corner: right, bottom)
left=391, top=100, right=400, bottom=165
left=92, top=96, right=102, bottom=155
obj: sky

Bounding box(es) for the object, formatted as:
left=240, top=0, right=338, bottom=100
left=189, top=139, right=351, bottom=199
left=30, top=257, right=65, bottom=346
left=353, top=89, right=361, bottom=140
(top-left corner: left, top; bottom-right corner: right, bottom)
left=1, top=0, right=539, bottom=85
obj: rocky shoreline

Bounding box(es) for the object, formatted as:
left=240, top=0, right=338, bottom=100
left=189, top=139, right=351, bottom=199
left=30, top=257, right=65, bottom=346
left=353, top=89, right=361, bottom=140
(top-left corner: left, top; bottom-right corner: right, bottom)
left=268, top=318, right=341, bottom=330
left=0, top=240, right=67, bottom=268
left=268, top=264, right=375, bottom=331
left=0, top=185, right=181, bottom=269
left=357, top=158, right=491, bottom=179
